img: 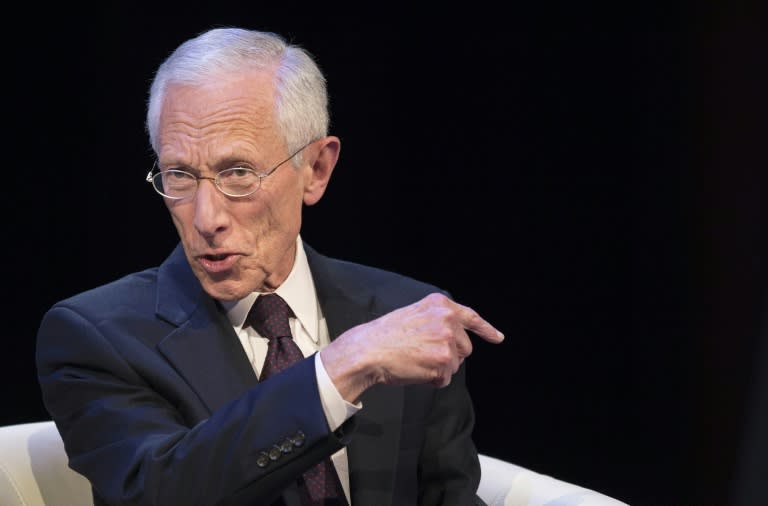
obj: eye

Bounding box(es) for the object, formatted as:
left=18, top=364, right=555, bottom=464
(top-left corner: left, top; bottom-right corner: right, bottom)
left=229, top=167, right=252, bottom=178
left=219, top=167, right=257, bottom=180
left=166, top=170, right=194, bottom=180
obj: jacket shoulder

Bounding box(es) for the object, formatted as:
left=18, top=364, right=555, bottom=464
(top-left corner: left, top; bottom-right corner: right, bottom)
left=50, top=267, right=160, bottom=318
left=305, top=243, right=451, bottom=309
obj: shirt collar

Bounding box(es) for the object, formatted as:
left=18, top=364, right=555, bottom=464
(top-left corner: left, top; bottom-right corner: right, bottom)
left=221, top=235, right=320, bottom=343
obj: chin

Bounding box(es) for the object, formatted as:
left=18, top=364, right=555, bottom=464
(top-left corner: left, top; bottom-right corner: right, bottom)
left=200, top=278, right=250, bottom=302
left=205, top=287, right=246, bottom=302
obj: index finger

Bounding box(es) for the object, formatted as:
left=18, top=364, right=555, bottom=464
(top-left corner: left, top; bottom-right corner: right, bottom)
left=457, top=303, right=505, bottom=344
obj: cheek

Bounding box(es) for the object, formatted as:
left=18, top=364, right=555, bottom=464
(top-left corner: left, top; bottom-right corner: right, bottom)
left=167, top=204, right=193, bottom=234
left=273, top=192, right=304, bottom=234
left=254, top=185, right=303, bottom=227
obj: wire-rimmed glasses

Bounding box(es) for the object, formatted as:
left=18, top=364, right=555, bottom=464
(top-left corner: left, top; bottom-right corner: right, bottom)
left=146, top=141, right=313, bottom=199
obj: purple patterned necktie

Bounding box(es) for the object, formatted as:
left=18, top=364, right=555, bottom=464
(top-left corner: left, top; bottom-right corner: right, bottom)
left=247, top=293, right=348, bottom=505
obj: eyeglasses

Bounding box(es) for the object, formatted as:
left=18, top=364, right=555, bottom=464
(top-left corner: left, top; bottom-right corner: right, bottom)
left=146, top=142, right=312, bottom=199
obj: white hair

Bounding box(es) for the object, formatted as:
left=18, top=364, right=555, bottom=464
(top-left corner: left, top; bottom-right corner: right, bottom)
left=146, top=27, right=329, bottom=165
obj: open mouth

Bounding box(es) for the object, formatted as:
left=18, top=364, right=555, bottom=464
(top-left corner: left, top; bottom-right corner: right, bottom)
left=197, top=252, right=238, bottom=273
left=204, top=253, right=230, bottom=261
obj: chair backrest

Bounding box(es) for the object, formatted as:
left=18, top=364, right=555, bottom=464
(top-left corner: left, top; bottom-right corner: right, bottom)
left=0, top=420, right=92, bottom=506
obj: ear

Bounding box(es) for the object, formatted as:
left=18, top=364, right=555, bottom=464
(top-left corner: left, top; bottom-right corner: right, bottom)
left=303, top=136, right=340, bottom=206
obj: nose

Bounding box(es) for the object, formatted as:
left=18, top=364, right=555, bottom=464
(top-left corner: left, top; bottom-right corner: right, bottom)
left=192, top=178, right=230, bottom=239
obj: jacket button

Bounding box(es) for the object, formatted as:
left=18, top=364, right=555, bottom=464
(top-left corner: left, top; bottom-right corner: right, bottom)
left=291, top=431, right=306, bottom=447
left=280, top=438, right=294, bottom=453
left=256, top=452, right=270, bottom=468
left=268, top=446, right=282, bottom=461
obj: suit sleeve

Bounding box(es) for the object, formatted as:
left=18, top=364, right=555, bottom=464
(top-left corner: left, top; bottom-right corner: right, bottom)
left=36, top=304, right=347, bottom=506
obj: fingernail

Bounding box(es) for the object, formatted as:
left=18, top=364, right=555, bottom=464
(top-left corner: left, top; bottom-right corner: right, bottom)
left=496, top=331, right=505, bottom=341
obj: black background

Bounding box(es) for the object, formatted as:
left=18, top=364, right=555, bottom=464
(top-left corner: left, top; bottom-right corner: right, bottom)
left=5, top=3, right=768, bottom=505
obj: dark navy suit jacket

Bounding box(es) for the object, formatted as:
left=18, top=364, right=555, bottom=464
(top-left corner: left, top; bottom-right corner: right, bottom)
left=36, top=242, right=481, bottom=505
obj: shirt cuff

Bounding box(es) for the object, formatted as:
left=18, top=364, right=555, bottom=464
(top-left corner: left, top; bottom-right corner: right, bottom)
left=315, top=352, right=362, bottom=431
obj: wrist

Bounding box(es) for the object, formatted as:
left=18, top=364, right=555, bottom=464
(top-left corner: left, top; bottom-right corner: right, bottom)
left=320, top=341, right=378, bottom=403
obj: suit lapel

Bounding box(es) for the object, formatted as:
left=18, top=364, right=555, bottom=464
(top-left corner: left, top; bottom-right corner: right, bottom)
left=158, top=295, right=258, bottom=414
left=154, top=244, right=257, bottom=414
left=306, top=244, right=404, bottom=506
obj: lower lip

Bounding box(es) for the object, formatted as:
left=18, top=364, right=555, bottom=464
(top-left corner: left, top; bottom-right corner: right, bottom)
left=198, top=254, right=239, bottom=274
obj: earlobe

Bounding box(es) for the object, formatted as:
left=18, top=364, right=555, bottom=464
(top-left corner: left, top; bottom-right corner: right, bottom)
left=303, top=136, right=341, bottom=206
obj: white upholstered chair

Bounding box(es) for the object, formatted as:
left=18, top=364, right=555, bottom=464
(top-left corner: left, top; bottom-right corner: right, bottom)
left=0, top=420, right=91, bottom=506
left=0, top=420, right=629, bottom=506
left=477, top=453, right=630, bottom=505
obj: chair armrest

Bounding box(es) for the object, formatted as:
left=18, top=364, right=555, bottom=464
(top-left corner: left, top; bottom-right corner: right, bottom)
left=478, top=454, right=630, bottom=506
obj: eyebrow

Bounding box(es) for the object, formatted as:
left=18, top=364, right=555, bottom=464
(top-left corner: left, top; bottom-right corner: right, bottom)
left=159, top=157, right=256, bottom=174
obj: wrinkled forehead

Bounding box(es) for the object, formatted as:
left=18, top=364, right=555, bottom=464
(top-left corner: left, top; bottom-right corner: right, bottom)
left=157, top=71, right=283, bottom=160
left=162, top=68, right=277, bottom=124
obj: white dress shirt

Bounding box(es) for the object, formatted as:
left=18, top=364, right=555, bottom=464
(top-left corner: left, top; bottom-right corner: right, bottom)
left=220, top=235, right=360, bottom=503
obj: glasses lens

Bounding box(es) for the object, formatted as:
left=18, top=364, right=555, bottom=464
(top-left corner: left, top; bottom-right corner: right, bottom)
left=155, top=170, right=197, bottom=199
left=217, top=167, right=261, bottom=197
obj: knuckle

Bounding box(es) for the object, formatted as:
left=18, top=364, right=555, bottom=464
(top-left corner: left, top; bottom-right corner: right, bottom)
left=425, top=292, right=451, bottom=310
left=426, top=292, right=446, bottom=303
left=437, top=327, right=454, bottom=342
left=465, top=309, right=481, bottom=326
left=435, top=343, right=453, bottom=361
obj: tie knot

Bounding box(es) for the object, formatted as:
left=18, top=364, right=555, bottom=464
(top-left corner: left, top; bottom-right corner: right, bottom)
left=246, top=293, right=293, bottom=340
